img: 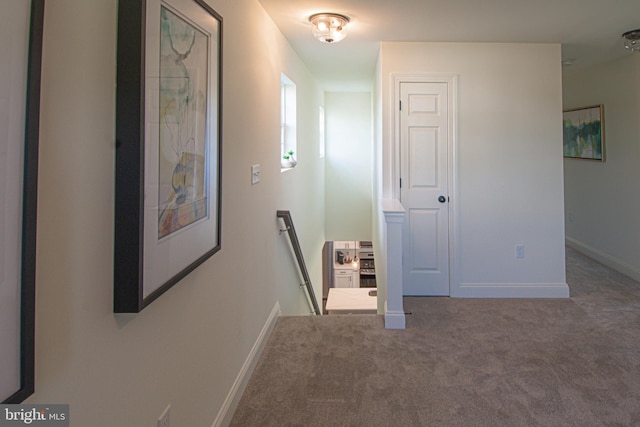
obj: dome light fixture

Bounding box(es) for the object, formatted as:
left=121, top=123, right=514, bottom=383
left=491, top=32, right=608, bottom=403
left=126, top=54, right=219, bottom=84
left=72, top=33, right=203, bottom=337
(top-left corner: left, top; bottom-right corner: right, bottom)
left=622, top=29, right=640, bottom=53
left=309, top=13, right=350, bottom=44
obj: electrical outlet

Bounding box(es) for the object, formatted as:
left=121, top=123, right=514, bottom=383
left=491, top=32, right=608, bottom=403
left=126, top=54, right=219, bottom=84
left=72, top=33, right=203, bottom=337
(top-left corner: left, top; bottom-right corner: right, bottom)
left=515, top=244, right=525, bottom=259
left=158, top=405, right=171, bottom=427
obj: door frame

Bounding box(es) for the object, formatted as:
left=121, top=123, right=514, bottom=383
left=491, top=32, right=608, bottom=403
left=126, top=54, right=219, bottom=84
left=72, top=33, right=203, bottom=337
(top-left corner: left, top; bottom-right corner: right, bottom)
left=392, top=74, right=459, bottom=296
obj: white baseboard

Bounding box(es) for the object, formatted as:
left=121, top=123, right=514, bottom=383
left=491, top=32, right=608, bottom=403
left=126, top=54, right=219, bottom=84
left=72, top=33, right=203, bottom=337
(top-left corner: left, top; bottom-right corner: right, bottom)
left=212, top=302, right=281, bottom=427
left=452, top=283, right=570, bottom=298
left=384, top=301, right=406, bottom=329
left=566, top=237, right=640, bottom=283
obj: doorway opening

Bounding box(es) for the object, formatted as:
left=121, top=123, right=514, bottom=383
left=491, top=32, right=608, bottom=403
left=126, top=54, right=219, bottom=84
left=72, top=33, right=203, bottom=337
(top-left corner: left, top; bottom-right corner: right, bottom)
left=322, top=241, right=377, bottom=315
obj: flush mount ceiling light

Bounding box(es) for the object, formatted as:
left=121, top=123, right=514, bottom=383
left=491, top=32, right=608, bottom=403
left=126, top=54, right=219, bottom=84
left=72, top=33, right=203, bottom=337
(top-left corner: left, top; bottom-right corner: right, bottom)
left=309, top=13, right=350, bottom=43
left=622, top=29, right=640, bottom=53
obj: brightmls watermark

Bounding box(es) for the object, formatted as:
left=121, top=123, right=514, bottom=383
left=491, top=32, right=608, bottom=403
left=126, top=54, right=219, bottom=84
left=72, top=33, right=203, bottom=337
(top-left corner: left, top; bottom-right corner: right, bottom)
left=0, top=405, right=68, bottom=426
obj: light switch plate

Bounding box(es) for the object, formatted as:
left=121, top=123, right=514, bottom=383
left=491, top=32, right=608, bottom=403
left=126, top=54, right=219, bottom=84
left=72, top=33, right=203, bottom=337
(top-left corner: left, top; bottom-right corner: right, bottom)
left=251, top=164, right=261, bottom=185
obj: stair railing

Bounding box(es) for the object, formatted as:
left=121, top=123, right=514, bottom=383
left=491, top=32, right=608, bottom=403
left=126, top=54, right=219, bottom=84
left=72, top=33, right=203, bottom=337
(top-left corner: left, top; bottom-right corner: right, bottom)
left=277, top=210, right=321, bottom=315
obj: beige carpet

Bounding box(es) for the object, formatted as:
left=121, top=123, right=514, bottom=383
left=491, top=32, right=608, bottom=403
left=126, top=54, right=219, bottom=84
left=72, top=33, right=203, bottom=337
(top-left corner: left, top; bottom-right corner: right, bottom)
left=230, top=248, right=640, bottom=426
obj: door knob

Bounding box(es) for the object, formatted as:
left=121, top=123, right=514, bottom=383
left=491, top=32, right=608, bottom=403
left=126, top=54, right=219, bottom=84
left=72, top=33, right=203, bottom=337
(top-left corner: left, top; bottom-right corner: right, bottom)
left=438, top=195, right=446, bottom=203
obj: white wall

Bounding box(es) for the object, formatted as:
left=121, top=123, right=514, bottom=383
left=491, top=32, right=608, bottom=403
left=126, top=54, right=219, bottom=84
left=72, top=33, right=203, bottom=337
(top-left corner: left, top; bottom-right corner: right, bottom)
left=376, top=42, right=568, bottom=297
left=563, top=54, right=640, bottom=281
left=29, top=0, right=323, bottom=425
left=325, top=92, right=373, bottom=241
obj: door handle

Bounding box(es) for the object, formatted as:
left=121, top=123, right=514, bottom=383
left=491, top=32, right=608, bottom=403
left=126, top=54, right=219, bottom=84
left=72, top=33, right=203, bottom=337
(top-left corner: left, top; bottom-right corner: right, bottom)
left=438, top=196, right=446, bottom=203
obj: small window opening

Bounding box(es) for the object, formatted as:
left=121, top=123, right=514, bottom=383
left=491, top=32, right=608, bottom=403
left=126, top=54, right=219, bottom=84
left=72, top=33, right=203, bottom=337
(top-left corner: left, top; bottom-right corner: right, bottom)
left=281, top=73, right=297, bottom=169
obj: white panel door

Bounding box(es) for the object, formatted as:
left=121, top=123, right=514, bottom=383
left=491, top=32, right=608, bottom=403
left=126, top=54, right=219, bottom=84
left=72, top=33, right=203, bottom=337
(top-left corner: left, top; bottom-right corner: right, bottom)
left=400, top=81, right=450, bottom=296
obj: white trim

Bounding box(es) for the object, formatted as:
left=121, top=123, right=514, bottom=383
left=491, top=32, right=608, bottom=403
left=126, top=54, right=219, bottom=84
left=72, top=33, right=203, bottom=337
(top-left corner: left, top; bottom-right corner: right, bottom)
left=392, top=74, right=458, bottom=297
left=381, top=198, right=405, bottom=219
left=566, top=236, right=640, bottom=283
left=382, top=199, right=406, bottom=329
left=454, top=283, right=570, bottom=298
left=384, top=302, right=406, bottom=329
left=212, top=302, right=281, bottom=427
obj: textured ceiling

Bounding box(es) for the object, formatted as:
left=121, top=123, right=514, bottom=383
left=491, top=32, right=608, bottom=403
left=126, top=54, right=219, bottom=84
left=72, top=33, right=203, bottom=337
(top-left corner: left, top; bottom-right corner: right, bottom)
left=259, top=0, right=640, bottom=91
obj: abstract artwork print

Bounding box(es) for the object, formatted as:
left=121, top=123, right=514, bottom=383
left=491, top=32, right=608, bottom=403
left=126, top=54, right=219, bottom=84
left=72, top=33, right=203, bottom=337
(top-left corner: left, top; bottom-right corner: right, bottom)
left=157, top=6, right=209, bottom=238
left=563, top=105, right=604, bottom=161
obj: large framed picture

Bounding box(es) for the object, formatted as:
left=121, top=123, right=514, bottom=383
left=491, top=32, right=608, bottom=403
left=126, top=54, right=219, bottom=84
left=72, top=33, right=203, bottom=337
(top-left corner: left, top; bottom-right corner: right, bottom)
left=563, top=105, right=605, bottom=161
left=115, top=0, right=222, bottom=313
left=1, top=0, right=44, bottom=403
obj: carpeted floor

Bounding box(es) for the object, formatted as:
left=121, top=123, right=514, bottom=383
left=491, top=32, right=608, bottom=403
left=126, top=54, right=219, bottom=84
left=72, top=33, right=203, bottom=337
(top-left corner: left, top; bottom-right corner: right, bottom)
left=230, top=248, right=640, bottom=426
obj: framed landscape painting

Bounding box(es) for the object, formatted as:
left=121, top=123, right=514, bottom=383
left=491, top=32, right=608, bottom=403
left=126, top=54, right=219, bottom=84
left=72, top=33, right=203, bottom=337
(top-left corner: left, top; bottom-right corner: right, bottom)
left=114, top=0, right=222, bottom=313
left=563, top=105, right=605, bottom=161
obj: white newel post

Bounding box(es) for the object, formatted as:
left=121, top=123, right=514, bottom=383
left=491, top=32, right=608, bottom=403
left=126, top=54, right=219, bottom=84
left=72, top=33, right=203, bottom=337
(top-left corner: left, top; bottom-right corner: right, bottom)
left=382, top=199, right=406, bottom=329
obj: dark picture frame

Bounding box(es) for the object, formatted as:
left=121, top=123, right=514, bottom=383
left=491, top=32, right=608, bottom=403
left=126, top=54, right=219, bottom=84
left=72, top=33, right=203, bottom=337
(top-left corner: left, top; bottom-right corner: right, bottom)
left=1, top=0, right=44, bottom=404
left=115, top=0, right=222, bottom=313
left=563, top=105, right=605, bottom=161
